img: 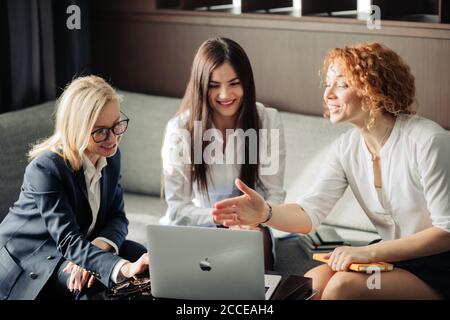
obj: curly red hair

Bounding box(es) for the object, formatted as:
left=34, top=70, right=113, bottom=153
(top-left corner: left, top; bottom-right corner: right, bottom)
left=322, top=42, right=416, bottom=128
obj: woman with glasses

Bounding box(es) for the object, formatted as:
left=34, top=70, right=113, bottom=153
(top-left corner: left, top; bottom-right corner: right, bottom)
left=0, top=75, right=149, bottom=300
left=160, top=37, right=286, bottom=270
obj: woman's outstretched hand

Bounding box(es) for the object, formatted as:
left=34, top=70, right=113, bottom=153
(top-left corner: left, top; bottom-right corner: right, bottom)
left=212, top=178, right=268, bottom=227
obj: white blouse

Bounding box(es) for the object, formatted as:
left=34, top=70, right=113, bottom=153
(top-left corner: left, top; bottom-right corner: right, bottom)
left=297, top=114, right=450, bottom=240
left=82, top=155, right=107, bottom=237
left=160, top=102, right=287, bottom=226
left=81, top=155, right=125, bottom=283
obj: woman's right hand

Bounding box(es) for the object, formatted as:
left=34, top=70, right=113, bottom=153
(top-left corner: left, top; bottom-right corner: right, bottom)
left=212, top=178, right=268, bottom=227
left=119, top=253, right=150, bottom=279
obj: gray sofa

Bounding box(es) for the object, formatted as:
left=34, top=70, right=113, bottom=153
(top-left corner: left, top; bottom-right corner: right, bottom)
left=0, top=91, right=380, bottom=274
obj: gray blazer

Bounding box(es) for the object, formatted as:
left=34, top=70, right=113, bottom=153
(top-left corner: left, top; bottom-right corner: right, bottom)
left=0, top=150, right=128, bottom=299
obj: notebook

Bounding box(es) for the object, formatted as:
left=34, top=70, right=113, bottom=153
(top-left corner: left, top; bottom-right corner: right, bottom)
left=313, top=253, right=394, bottom=272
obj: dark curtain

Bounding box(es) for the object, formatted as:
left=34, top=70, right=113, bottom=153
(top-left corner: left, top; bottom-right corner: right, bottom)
left=0, top=0, right=92, bottom=114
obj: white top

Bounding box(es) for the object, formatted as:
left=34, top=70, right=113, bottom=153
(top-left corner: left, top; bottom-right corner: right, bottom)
left=82, top=155, right=107, bottom=237
left=82, top=155, right=126, bottom=283
left=160, top=102, right=287, bottom=226
left=297, top=114, right=450, bottom=240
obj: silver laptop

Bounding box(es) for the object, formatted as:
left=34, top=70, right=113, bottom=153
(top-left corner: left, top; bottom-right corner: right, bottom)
left=146, top=225, right=281, bottom=300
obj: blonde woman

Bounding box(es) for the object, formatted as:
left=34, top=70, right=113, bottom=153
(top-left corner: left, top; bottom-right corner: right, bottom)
left=0, top=76, right=148, bottom=300
left=213, top=43, right=450, bottom=299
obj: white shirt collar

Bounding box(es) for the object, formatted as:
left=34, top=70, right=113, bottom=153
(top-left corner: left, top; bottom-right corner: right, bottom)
left=361, top=115, right=401, bottom=163
left=82, top=154, right=107, bottom=188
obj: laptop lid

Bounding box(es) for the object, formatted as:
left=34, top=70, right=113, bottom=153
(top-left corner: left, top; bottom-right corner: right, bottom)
left=146, top=225, right=266, bottom=300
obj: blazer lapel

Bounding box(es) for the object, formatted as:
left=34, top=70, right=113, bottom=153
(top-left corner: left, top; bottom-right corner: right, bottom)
left=74, top=169, right=88, bottom=201
left=95, top=167, right=109, bottom=231
left=73, top=168, right=93, bottom=234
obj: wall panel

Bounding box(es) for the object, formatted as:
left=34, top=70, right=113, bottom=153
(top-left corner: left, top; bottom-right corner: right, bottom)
left=92, top=9, right=450, bottom=128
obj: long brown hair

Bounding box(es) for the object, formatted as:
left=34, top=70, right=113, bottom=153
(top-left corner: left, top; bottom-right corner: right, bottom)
left=179, top=37, right=262, bottom=195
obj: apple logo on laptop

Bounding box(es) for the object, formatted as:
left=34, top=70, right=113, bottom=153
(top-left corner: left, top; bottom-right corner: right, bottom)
left=199, top=258, right=212, bottom=272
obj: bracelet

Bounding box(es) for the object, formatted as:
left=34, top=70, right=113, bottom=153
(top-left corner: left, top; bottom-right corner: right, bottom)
left=260, top=202, right=273, bottom=225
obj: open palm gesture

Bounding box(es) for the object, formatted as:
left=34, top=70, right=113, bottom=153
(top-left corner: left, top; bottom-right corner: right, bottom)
left=213, top=178, right=268, bottom=226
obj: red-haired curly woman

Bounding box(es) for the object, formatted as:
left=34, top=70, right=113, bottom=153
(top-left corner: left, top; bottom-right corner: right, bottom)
left=213, top=42, right=450, bottom=299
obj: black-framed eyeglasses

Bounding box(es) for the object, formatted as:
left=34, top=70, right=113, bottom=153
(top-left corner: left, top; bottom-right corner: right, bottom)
left=91, top=111, right=130, bottom=143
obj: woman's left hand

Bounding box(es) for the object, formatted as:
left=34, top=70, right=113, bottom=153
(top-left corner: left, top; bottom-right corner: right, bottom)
left=62, top=238, right=114, bottom=292
left=325, top=246, right=374, bottom=271
left=63, top=262, right=95, bottom=293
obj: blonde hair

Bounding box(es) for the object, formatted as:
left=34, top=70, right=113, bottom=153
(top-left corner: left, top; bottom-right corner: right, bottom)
left=322, top=42, right=416, bottom=129
left=28, top=75, right=120, bottom=171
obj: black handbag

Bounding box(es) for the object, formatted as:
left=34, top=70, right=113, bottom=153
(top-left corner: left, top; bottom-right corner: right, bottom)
left=105, top=277, right=151, bottom=300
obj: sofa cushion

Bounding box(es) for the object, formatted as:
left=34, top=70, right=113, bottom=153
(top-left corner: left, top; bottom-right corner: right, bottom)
left=118, top=92, right=180, bottom=196
left=0, top=102, right=55, bottom=220
left=123, top=193, right=166, bottom=245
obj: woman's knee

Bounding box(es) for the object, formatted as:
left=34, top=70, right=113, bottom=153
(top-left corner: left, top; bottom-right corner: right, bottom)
left=321, top=272, right=364, bottom=300
left=305, top=264, right=335, bottom=287
left=305, top=264, right=333, bottom=279
left=304, top=264, right=335, bottom=299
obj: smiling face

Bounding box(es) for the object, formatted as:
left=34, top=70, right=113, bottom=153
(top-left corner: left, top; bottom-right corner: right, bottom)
left=324, top=62, right=367, bottom=126
left=84, top=99, right=122, bottom=164
left=208, top=62, right=244, bottom=124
